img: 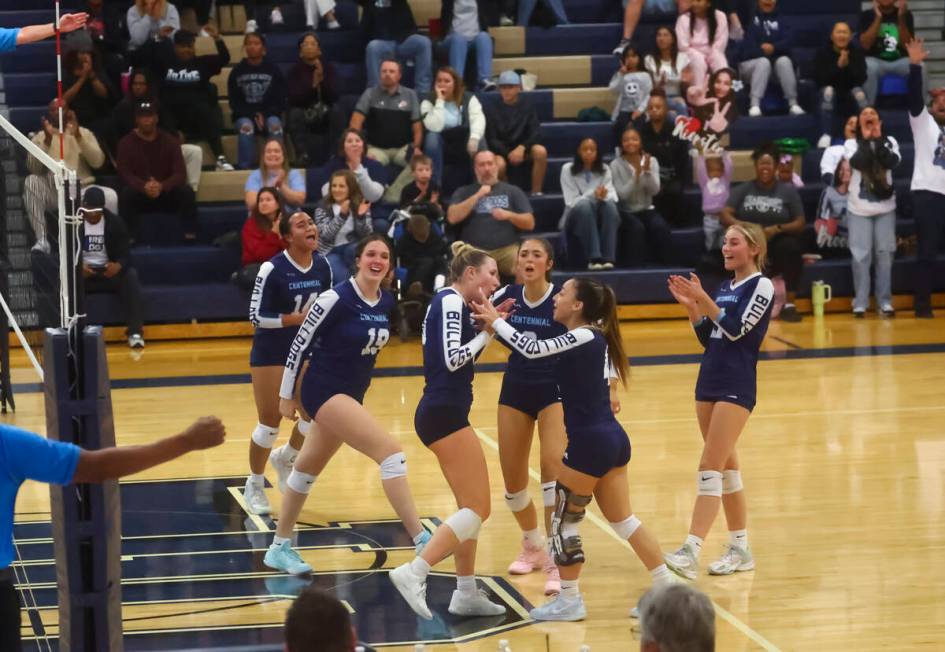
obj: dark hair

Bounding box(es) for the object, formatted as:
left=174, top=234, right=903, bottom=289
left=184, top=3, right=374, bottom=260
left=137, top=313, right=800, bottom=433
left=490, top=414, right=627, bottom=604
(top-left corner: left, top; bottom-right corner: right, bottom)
left=621, top=44, right=642, bottom=72
left=380, top=57, right=402, bottom=73
left=337, top=127, right=366, bottom=157
left=64, top=49, right=97, bottom=76
left=689, top=0, right=719, bottom=46
left=243, top=32, right=266, bottom=47
left=706, top=67, right=736, bottom=101
left=572, top=278, right=629, bottom=386
left=619, top=126, right=643, bottom=155
left=284, top=587, right=353, bottom=652
left=832, top=158, right=850, bottom=188
left=449, top=241, right=492, bottom=282
left=297, top=31, right=318, bottom=48
left=571, top=138, right=605, bottom=175
left=432, top=66, right=465, bottom=104
left=355, top=232, right=393, bottom=259
left=278, top=210, right=313, bottom=239
left=327, top=169, right=364, bottom=209
left=751, top=143, right=779, bottom=163
left=652, top=26, right=680, bottom=77
left=252, top=186, right=284, bottom=233
left=518, top=238, right=555, bottom=282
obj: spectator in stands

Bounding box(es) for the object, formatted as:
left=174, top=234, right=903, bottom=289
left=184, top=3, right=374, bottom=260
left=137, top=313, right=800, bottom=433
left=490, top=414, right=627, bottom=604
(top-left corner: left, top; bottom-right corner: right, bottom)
left=819, top=114, right=858, bottom=182
left=117, top=101, right=198, bottom=239
left=320, top=128, right=388, bottom=205
left=284, top=587, right=357, bottom=652
left=738, top=0, right=803, bottom=117
left=439, top=0, right=498, bottom=92
left=614, top=0, right=678, bottom=56
left=636, top=91, right=689, bottom=226
left=559, top=137, right=619, bottom=270
left=611, top=126, right=672, bottom=266
left=127, top=0, right=180, bottom=51
left=486, top=70, right=548, bottom=196
left=238, top=186, right=285, bottom=288
left=359, top=0, right=433, bottom=95
left=644, top=26, right=691, bottom=118
left=675, top=0, right=728, bottom=88
left=859, top=0, right=922, bottom=105
left=399, top=155, right=444, bottom=223
left=638, top=582, right=715, bottom=652
left=516, top=0, right=569, bottom=26
left=286, top=32, right=342, bottom=167
left=611, top=44, right=654, bottom=147
left=397, top=212, right=449, bottom=297
left=777, top=152, right=803, bottom=188
left=814, top=22, right=867, bottom=149
left=447, top=150, right=535, bottom=279
left=229, top=33, right=287, bottom=170
left=693, top=147, right=732, bottom=251
left=906, top=39, right=945, bottom=318
left=314, top=169, right=373, bottom=280
left=244, top=139, right=306, bottom=213
left=80, top=188, right=145, bottom=349
left=61, top=49, right=117, bottom=156
left=721, top=143, right=805, bottom=321
left=65, top=0, right=128, bottom=62
left=420, top=66, right=487, bottom=185
left=845, top=105, right=901, bottom=318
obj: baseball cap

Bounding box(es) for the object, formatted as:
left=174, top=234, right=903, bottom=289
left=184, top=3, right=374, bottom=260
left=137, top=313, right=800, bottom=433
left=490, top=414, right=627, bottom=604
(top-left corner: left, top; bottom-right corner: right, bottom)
left=135, top=101, right=157, bottom=116
left=497, top=70, right=521, bottom=87
left=82, top=187, right=106, bottom=210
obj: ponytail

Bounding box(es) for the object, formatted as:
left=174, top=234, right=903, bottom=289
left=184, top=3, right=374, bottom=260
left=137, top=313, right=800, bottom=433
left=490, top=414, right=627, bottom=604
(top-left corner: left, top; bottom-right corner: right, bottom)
left=449, top=240, right=491, bottom=282
left=573, top=278, right=629, bottom=386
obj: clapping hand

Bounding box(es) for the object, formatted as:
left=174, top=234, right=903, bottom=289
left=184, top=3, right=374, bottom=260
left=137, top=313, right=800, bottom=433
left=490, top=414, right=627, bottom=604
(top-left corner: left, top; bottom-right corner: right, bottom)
left=667, top=273, right=707, bottom=307
left=356, top=199, right=371, bottom=216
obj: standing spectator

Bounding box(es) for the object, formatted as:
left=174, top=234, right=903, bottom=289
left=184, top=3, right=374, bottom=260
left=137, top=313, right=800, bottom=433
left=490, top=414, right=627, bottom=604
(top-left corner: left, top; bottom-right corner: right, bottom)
left=636, top=91, right=690, bottom=226
left=559, top=137, right=620, bottom=270
left=859, top=0, right=922, bottom=104
left=611, top=44, right=654, bottom=147
left=399, top=155, right=444, bottom=223
left=614, top=0, right=679, bottom=56
left=447, top=150, right=535, bottom=279
left=420, top=66, right=487, bottom=184
left=359, top=0, right=433, bottom=95
left=80, top=188, right=145, bottom=349
left=845, top=106, right=901, bottom=318
left=720, top=144, right=806, bottom=321
left=117, top=101, right=198, bottom=239
left=676, top=0, right=728, bottom=88
left=440, top=0, right=498, bottom=92
left=486, top=70, right=548, bottom=196
left=313, top=170, right=373, bottom=281
left=638, top=583, right=715, bottom=652
left=127, top=0, right=180, bottom=51
left=738, top=0, right=803, bottom=117
left=814, top=22, right=868, bottom=149
left=244, top=139, right=306, bottom=213
left=153, top=27, right=234, bottom=170
left=320, top=128, right=388, bottom=205
left=62, top=50, right=117, bottom=146
left=229, top=33, right=287, bottom=170
left=645, top=25, right=691, bottom=118
left=397, top=212, right=449, bottom=297
left=286, top=32, right=342, bottom=167
left=693, top=148, right=733, bottom=251
left=238, top=186, right=285, bottom=288
left=905, top=39, right=945, bottom=318
left=611, top=127, right=672, bottom=266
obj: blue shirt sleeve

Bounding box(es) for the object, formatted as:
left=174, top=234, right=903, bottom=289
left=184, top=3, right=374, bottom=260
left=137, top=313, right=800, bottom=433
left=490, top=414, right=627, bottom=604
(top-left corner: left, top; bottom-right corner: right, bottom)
left=0, top=426, right=80, bottom=486
left=288, top=169, right=305, bottom=193
left=0, top=28, right=20, bottom=53
left=244, top=170, right=263, bottom=193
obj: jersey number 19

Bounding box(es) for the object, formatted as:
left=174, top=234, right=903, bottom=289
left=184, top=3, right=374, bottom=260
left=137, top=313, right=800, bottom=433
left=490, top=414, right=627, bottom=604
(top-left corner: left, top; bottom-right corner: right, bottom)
left=361, top=328, right=390, bottom=356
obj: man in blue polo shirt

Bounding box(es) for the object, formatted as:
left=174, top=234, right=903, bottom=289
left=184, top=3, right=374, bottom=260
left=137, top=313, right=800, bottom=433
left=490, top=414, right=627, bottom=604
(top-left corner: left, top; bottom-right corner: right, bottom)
left=0, top=12, right=88, bottom=53
left=0, top=416, right=225, bottom=650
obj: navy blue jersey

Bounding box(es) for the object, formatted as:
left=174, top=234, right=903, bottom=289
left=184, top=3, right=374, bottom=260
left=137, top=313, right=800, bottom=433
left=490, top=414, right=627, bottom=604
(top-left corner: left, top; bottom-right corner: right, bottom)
left=280, top=278, right=395, bottom=400
left=420, top=287, right=493, bottom=408
left=492, top=284, right=566, bottom=383
left=694, top=273, right=774, bottom=404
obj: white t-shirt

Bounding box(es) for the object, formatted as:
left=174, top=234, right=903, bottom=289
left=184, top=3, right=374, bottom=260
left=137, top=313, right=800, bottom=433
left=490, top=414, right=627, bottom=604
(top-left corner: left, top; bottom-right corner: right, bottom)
left=83, top=219, right=108, bottom=267
left=909, top=109, right=945, bottom=194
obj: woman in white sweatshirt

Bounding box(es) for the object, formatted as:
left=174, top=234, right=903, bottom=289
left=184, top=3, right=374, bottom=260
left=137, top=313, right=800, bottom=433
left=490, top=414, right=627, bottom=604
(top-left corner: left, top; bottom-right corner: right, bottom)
left=559, top=138, right=620, bottom=270
left=421, top=67, right=486, bottom=185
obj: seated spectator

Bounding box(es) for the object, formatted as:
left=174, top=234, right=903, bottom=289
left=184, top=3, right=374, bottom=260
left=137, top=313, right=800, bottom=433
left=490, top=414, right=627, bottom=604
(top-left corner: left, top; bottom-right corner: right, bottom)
left=819, top=114, right=858, bottom=182
left=244, top=139, right=306, bottom=213
left=636, top=91, right=690, bottom=225
left=440, top=0, right=498, bottom=92
left=284, top=586, right=357, bottom=652
left=116, top=101, right=198, bottom=239
left=676, top=0, right=728, bottom=88
left=286, top=32, right=343, bottom=167
left=313, top=170, right=373, bottom=281
left=738, top=0, right=803, bottom=117
left=359, top=0, right=432, bottom=95
left=153, top=28, right=234, bottom=170
left=486, top=70, right=548, bottom=195
left=686, top=66, right=737, bottom=136
left=611, top=127, right=672, bottom=266
left=127, top=0, right=180, bottom=51
left=62, top=49, right=117, bottom=147
left=611, top=44, right=654, bottom=149
left=859, top=0, right=922, bottom=105
left=80, top=188, right=145, bottom=349
left=644, top=25, right=691, bottom=118
left=447, top=150, right=535, bottom=279
left=693, top=147, right=732, bottom=251
left=721, top=144, right=806, bottom=321
left=238, top=186, right=285, bottom=288
left=777, top=152, right=803, bottom=188
left=229, top=33, right=287, bottom=170
left=399, top=155, right=444, bottom=223
left=421, top=66, right=486, bottom=185
left=638, top=582, right=715, bottom=652
left=845, top=105, right=901, bottom=318
left=815, top=158, right=851, bottom=254
left=65, top=0, right=129, bottom=68
left=397, top=212, right=449, bottom=297
left=814, top=22, right=867, bottom=148
left=559, top=137, right=620, bottom=270
left=516, top=0, right=569, bottom=26
left=615, top=0, right=678, bottom=56
left=320, top=128, right=388, bottom=205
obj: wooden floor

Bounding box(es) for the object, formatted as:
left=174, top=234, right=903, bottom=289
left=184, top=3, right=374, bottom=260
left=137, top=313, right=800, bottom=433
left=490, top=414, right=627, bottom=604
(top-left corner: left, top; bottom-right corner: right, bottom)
left=8, top=313, right=945, bottom=651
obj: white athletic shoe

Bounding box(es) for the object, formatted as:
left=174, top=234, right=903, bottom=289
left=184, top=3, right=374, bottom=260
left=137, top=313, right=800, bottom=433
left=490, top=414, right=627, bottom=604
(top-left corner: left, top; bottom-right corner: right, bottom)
left=390, top=563, right=433, bottom=620
left=664, top=544, right=698, bottom=580
left=748, top=105, right=762, bottom=117
left=708, top=544, right=755, bottom=575
left=269, top=445, right=295, bottom=494
left=243, top=477, right=271, bottom=515
left=448, top=589, right=507, bottom=617
left=529, top=593, right=586, bottom=621
left=127, top=334, right=145, bottom=349
left=789, top=103, right=806, bottom=116
left=263, top=541, right=312, bottom=575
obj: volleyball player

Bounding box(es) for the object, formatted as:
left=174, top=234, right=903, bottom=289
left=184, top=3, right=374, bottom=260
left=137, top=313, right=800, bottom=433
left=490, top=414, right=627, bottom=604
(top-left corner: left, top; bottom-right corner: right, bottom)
left=389, top=242, right=512, bottom=620
left=664, top=222, right=773, bottom=579
left=244, top=211, right=332, bottom=515
left=491, top=238, right=566, bottom=595
left=265, top=234, right=429, bottom=575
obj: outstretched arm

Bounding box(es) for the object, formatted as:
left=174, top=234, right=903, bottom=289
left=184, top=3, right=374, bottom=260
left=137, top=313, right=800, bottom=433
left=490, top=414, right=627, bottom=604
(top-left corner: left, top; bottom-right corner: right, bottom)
left=17, top=13, right=87, bottom=45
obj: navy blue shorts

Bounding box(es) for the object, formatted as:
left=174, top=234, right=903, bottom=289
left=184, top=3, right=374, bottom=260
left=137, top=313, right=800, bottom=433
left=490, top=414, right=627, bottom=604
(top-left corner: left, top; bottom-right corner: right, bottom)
left=695, top=391, right=756, bottom=413
left=414, top=399, right=471, bottom=447
left=249, top=332, right=293, bottom=367
left=498, top=377, right=561, bottom=420
left=563, top=423, right=631, bottom=478
left=300, top=377, right=366, bottom=419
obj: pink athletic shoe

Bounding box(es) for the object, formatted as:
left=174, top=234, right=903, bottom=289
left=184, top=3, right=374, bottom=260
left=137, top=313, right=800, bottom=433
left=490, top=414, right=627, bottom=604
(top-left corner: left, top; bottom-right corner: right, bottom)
left=507, top=541, right=548, bottom=575
left=543, top=560, right=561, bottom=595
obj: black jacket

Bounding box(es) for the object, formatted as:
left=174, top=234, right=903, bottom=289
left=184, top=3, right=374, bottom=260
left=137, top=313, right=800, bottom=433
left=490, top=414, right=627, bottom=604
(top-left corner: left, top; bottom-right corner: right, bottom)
left=358, top=0, right=418, bottom=42
left=812, top=43, right=867, bottom=91
left=81, top=210, right=131, bottom=269
left=440, top=0, right=500, bottom=33
left=635, top=118, right=690, bottom=186
left=153, top=38, right=230, bottom=104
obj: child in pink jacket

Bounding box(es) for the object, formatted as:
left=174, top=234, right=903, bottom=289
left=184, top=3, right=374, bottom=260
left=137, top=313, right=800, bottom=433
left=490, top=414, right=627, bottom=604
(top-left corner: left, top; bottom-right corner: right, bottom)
left=676, top=0, right=729, bottom=88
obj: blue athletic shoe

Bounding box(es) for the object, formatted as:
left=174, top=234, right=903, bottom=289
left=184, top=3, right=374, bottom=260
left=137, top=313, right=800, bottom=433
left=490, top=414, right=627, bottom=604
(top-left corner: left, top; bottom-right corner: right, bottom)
left=414, top=530, right=432, bottom=555
left=264, top=541, right=312, bottom=575
left=529, top=593, right=587, bottom=622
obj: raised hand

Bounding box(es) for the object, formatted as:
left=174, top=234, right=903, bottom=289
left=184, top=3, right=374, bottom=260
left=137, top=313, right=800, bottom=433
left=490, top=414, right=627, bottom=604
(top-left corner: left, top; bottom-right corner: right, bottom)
left=906, top=37, right=928, bottom=65
left=59, top=13, right=89, bottom=33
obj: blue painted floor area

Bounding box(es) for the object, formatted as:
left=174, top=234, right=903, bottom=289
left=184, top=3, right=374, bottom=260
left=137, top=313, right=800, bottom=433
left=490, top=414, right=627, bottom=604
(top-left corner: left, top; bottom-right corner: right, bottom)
left=14, top=478, right=532, bottom=650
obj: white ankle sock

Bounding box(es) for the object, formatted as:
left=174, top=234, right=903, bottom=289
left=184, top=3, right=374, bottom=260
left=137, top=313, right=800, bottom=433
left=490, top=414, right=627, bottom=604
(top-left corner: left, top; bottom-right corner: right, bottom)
left=560, top=579, right=579, bottom=599
left=409, top=557, right=431, bottom=579
left=650, top=564, right=673, bottom=585
left=456, top=575, right=477, bottom=594
left=523, top=527, right=543, bottom=549
left=730, top=529, right=748, bottom=549
left=685, top=534, right=704, bottom=558
left=249, top=473, right=265, bottom=486
left=271, top=535, right=290, bottom=548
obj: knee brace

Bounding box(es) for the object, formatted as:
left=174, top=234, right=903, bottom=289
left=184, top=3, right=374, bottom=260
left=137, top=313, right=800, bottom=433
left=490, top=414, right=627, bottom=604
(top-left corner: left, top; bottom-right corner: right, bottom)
left=379, top=453, right=407, bottom=480
left=697, top=470, right=724, bottom=497
left=504, top=488, right=530, bottom=513
left=444, top=507, right=482, bottom=542
left=722, top=470, right=743, bottom=495
left=550, top=483, right=592, bottom=567
left=286, top=469, right=317, bottom=494
left=251, top=423, right=280, bottom=448
left=297, top=419, right=312, bottom=437
left=541, top=481, right=556, bottom=508
left=610, top=514, right=642, bottom=540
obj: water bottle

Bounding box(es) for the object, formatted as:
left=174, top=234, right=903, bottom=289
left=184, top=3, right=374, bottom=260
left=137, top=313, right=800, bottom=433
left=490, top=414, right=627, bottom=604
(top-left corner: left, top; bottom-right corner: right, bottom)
left=811, top=280, right=832, bottom=317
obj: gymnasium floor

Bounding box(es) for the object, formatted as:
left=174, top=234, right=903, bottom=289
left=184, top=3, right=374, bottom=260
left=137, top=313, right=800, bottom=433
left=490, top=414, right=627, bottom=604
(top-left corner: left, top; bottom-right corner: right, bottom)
left=8, top=313, right=945, bottom=651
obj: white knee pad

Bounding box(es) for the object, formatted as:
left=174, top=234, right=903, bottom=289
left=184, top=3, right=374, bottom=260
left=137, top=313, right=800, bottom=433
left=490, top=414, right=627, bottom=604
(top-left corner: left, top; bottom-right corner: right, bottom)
left=286, top=469, right=317, bottom=494
left=251, top=423, right=280, bottom=448
left=541, top=481, right=556, bottom=508
left=610, top=514, right=642, bottom=540
left=722, top=470, right=743, bottom=495
left=379, top=453, right=407, bottom=480
left=697, top=470, right=724, bottom=497
left=297, top=419, right=312, bottom=437
left=504, top=488, right=530, bottom=513
left=444, top=507, right=482, bottom=543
